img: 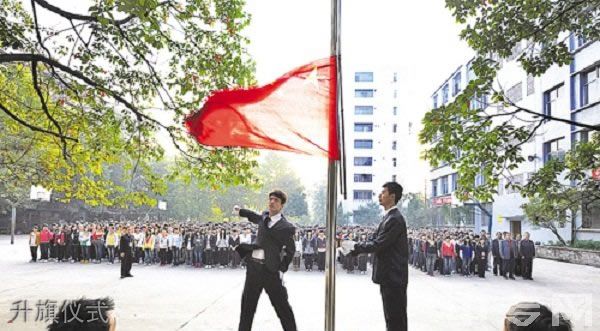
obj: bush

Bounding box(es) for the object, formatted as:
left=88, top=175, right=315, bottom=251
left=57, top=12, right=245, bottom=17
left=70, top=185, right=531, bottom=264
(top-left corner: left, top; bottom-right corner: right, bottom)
left=572, top=240, right=600, bottom=251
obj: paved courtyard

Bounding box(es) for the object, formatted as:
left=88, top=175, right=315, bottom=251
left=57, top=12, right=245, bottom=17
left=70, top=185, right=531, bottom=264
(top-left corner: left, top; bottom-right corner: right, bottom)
left=0, top=235, right=598, bottom=331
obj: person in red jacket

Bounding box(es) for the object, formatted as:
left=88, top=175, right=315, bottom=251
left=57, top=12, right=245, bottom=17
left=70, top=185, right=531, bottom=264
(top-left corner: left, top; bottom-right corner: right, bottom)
left=55, top=228, right=66, bottom=262
left=39, top=225, right=53, bottom=262
left=441, top=237, right=455, bottom=276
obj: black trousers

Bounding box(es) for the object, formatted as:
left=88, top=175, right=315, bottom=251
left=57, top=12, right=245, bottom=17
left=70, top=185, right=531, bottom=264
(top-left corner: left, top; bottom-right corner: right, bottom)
left=502, top=258, right=515, bottom=278
left=121, top=254, right=132, bottom=276
left=304, top=253, right=313, bottom=270
left=380, top=285, right=407, bottom=331
left=515, top=257, right=522, bottom=276
left=239, top=260, right=296, bottom=331
left=317, top=251, right=326, bottom=271
left=493, top=255, right=502, bottom=275
left=40, top=243, right=49, bottom=260
left=477, top=257, right=486, bottom=277
left=522, top=257, right=533, bottom=279
left=30, top=246, right=37, bottom=261
left=204, top=249, right=214, bottom=265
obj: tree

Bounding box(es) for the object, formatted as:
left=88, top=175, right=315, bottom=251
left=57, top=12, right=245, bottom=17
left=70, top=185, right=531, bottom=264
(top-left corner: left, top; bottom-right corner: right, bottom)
left=401, top=193, right=432, bottom=228
left=521, top=132, right=600, bottom=245
left=420, top=0, right=600, bottom=202
left=251, top=153, right=309, bottom=218
left=311, top=183, right=327, bottom=225
left=0, top=0, right=259, bottom=206
left=336, top=202, right=352, bottom=225
left=310, top=183, right=352, bottom=225
left=352, top=201, right=382, bottom=226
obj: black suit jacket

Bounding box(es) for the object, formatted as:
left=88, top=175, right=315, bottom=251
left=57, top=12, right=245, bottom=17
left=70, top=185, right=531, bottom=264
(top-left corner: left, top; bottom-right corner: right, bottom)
left=520, top=239, right=535, bottom=258
left=235, top=209, right=296, bottom=273
left=354, top=208, right=408, bottom=287
left=119, top=234, right=133, bottom=256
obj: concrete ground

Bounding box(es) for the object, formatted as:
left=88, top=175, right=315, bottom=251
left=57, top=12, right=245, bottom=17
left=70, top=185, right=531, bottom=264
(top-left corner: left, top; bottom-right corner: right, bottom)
left=0, top=235, right=598, bottom=331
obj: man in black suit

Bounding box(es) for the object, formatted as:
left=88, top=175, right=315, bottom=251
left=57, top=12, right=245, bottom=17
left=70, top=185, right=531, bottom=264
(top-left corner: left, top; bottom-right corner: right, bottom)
left=520, top=232, right=535, bottom=280
left=350, top=182, right=408, bottom=331
left=233, top=190, right=297, bottom=331
left=492, top=232, right=503, bottom=276
left=120, top=226, right=134, bottom=279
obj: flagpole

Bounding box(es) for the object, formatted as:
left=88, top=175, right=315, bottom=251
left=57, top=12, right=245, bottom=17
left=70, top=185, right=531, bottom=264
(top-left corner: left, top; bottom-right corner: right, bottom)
left=325, top=0, right=341, bottom=330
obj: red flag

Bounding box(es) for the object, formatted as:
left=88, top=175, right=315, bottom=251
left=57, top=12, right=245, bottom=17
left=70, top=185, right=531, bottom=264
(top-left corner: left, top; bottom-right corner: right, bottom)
left=185, top=57, right=339, bottom=159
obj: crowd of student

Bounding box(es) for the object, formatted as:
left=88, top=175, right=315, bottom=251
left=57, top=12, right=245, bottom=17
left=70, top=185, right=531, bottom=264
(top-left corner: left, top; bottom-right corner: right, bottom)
left=408, top=228, right=536, bottom=280
left=26, top=221, right=379, bottom=272
left=27, top=221, right=535, bottom=280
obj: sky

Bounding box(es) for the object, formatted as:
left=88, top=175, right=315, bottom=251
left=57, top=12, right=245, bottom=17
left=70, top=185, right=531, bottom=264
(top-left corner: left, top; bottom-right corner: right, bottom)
left=243, top=0, right=473, bottom=194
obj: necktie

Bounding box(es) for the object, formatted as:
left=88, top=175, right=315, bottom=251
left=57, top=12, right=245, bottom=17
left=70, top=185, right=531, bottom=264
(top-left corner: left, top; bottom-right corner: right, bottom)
left=265, top=217, right=272, bottom=228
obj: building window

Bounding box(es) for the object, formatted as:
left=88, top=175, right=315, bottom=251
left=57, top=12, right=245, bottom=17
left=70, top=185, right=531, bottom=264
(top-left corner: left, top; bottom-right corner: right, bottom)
left=581, top=66, right=599, bottom=107
left=355, top=72, right=374, bottom=82
left=475, top=173, right=486, bottom=187
left=354, top=123, right=373, bottom=132
left=393, top=72, right=397, bottom=82
left=505, top=174, right=524, bottom=194
left=393, top=90, right=398, bottom=98
left=393, top=106, right=397, bottom=115
left=470, top=94, right=488, bottom=110
left=451, top=173, right=458, bottom=191
left=354, top=105, right=374, bottom=115
left=392, top=124, right=397, bottom=133
left=543, top=137, right=565, bottom=163
left=354, top=157, right=373, bottom=166
left=431, top=179, right=438, bottom=197
left=392, top=157, right=397, bottom=167
left=441, top=176, right=449, bottom=195
left=574, top=130, right=589, bottom=144
left=355, top=89, right=374, bottom=98
left=442, top=84, right=449, bottom=104
left=543, top=84, right=562, bottom=117
left=433, top=94, right=438, bottom=108
left=498, top=178, right=504, bottom=195
left=452, top=72, right=462, bottom=96
left=582, top=194, right=600, bottom=229
left=527, top=75, right=535, bottom=96
left=392, top=141, right=397, bottom=150
left=354, top=139, right=373, bottom=149
left=353, top=190, right=373, bottom=200
left=576, top=34, right=587, bottom=48
left=506, top=82, right=523, bottom=103
left=354, top=174, right=373, bottom=182
left=466, top=63, right=475, bottom=82
left=392, top=175, right=397, bottom=182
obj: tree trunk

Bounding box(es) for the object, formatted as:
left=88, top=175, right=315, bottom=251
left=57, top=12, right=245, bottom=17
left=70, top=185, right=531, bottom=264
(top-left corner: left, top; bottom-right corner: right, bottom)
left=548, top=223, right=567, bottom=246
left=11, top=205, right=16, bottom=245
left=570, top=208, right=578, bottom=247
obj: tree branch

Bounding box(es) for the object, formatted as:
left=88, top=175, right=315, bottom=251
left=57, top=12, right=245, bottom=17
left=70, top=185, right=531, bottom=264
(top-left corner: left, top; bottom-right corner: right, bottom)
left=33, top=0, right=136, bottom=26
left=0, top=53, right=203, bottom=164
left=30, top=61, right=71, bottom=160
left=495, top=84, right=600, bottom=131
left=0, top=101, right=77, bottom=142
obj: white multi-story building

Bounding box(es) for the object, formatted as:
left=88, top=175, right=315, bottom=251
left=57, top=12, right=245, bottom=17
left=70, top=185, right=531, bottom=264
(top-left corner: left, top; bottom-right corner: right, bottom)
left=428, top=35, right=600, bottom=243
left=340, top=65, right=410, bottom=213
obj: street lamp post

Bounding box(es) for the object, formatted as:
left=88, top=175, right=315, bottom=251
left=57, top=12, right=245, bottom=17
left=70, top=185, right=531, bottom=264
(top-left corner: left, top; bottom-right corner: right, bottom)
left=11, top=204, right=16, bottom=245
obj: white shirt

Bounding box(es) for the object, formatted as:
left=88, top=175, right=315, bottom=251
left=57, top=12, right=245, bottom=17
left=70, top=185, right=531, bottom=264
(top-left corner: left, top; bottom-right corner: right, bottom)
left=266, top=213, right=282, bottom=228
left=252, top=213, right=283, bottom=260
left=239, top=233, right=252, bottom=244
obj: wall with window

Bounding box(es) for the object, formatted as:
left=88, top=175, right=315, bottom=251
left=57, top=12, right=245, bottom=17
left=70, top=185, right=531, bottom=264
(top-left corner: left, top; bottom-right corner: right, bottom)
left=355, top=72, right=374, bottom=82
left=354, top=123, right=373, bottom=132
left=343, top=67, right=406, bottom=212
left=355, top=89, right=374, bottom=98
left=354, top=105, right=374, bottom=115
